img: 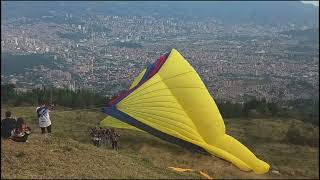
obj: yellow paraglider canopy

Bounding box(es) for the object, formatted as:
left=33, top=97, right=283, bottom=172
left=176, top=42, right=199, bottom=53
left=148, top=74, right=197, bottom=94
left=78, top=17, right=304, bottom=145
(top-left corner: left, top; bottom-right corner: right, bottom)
left=102, top=49, right=270, bottom=174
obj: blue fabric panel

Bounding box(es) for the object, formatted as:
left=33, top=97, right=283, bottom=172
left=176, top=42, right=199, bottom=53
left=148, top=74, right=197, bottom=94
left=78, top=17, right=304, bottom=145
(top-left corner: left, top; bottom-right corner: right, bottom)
left=102, top=106, right=209, bottom=155
left=139, top=64, right=153, bottom=84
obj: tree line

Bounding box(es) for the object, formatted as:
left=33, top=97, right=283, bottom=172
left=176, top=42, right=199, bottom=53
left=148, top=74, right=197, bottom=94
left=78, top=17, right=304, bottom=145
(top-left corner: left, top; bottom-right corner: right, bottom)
left=1, top=84, right=107, bottom=108
left=1, top=84, right=318, bottom=126
left=216, top=98, right=319, bottom=126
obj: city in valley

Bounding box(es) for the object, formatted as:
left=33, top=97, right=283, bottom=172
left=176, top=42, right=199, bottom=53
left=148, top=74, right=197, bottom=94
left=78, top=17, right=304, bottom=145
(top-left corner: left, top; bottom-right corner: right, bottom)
left=1, top=2, right=319, bottom=179
left=1, top=2, right=319, bottom=104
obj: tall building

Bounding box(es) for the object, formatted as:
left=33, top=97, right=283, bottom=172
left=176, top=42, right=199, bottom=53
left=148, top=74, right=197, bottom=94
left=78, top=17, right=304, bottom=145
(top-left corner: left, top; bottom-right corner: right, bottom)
left=91, top=32, right=95, bottom=51
left=90, top=57, right=95, bottom=76
left=255, top=62, right=258, bottom=76
left=14, top=37, right=18, bottom=45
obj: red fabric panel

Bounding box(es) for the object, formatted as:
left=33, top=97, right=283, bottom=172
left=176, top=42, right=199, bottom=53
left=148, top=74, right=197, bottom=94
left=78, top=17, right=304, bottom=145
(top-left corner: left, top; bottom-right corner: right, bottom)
left=107, top=54, right=168, bottom=106
left=147, top=55, right=167, bottom=80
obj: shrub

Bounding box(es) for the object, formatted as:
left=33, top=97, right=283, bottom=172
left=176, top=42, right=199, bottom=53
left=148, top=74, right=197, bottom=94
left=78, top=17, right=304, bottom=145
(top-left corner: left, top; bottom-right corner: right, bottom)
left=285, top=123, right=306, bottom=145
left=285, top=123, right=319, bottom=147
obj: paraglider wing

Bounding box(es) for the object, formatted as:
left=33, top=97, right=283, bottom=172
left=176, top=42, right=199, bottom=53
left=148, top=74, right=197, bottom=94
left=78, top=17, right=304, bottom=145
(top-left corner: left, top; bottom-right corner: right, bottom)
left=102, top=49, right=270, bottom=174
left=129, top=68, right=147, bottom=89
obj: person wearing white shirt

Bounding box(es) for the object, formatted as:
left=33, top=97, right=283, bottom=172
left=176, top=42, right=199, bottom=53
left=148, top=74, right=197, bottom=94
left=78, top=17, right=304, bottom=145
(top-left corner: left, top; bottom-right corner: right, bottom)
left=36, top=101, right=54, bottom=134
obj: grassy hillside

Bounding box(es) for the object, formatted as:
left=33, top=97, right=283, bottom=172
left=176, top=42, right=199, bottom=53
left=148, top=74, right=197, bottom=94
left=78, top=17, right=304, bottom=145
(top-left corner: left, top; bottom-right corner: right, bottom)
left=1, top=106, right=319, bottom=179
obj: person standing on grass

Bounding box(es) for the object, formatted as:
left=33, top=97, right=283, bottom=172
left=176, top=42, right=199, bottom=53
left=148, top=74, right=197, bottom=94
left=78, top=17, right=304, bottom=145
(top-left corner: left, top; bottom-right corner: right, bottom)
left=1, top=111, right=17, bottom=138
left=110, top=128, right=120, bottom=150
left=90, top=127, right=96, bottom=145
left=105, top=128, right=111, bottom=145
left=100, top=128, right=106, bottom=147
left=90, top=127, right=101, bottom=147
left=36, top=101, right=54, bottom=135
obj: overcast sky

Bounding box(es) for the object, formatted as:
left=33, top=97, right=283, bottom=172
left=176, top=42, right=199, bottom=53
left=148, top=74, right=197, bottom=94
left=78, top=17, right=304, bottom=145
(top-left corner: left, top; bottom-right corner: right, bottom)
left=301, top=1, right=319, bottom=6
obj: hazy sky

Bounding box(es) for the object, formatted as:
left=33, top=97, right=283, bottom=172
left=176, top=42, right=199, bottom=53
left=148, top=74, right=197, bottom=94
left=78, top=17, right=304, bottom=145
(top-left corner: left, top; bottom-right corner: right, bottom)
left=301, top=1, right=319, bottom=6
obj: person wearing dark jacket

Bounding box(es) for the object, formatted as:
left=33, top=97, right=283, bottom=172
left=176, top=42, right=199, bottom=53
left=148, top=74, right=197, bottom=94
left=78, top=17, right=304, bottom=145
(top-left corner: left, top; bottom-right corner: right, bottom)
left=110, top=128, right=120, bottom=150
left=1, top=111, right=17, bottom=138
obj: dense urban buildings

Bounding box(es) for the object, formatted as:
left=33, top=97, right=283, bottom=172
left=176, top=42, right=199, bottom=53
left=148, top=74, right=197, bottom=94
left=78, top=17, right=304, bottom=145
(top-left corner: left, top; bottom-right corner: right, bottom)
left=1, top=12, right=319, bottom=103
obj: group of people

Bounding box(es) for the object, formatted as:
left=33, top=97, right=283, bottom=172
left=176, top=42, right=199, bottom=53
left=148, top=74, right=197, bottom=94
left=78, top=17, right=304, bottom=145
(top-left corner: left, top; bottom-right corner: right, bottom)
left=1, top=101, right=53, bottom=142
left=2, top=101, right=122, bottom=150
left=90, top=127, right=120, bottom=150
left=1, top=111, right=31, bottom=142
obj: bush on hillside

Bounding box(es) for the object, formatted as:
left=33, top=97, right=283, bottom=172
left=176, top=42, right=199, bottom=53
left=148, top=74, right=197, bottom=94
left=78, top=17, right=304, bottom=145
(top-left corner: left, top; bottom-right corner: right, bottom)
left=285, top=124, right=305, bottom=145
left=285, top=123, right=319, bottom=147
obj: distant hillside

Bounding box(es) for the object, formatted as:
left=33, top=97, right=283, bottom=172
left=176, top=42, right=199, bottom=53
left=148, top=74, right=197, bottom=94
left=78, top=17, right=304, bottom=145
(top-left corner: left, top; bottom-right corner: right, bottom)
left=1, top=53, right=58, bottom=75
left=280, top=28, right=319, bottom=43
left=2, top=1, right=318, bottom=26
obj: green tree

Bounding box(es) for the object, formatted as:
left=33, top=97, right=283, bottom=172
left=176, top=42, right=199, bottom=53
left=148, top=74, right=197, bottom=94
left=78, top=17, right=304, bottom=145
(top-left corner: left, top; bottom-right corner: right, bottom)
left=267, top=102, right=279, bottom=116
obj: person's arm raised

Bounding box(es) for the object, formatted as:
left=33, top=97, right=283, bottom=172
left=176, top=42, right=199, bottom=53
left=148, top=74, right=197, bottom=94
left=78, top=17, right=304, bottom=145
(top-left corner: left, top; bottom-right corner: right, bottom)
left=48, top=105, right=55, bottom=112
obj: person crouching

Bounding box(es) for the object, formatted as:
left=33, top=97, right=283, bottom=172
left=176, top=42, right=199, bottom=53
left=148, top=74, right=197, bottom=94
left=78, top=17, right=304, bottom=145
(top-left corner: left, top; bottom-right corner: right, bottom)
left=10, top=117, right=31, bottom=142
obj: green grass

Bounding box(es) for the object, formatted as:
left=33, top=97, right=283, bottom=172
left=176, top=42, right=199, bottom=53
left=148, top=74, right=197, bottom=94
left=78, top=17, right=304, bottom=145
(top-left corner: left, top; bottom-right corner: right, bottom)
left=1, top=106, right=319, bottom=179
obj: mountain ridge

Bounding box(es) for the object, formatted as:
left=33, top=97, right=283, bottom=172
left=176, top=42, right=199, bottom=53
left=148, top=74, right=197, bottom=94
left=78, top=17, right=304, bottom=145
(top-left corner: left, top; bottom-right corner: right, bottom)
left=2, top=1, right=318, bottom=26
